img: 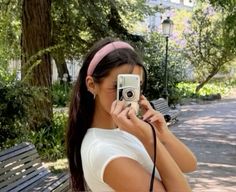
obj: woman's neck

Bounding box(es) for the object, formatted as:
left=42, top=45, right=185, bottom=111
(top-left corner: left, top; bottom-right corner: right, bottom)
left=91, top=107, right=116, bottom=129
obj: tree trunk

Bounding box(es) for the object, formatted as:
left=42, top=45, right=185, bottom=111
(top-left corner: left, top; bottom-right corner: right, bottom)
left=21, top=0, right=52, bottom=130
left=195, top=67, right=220, bottom=93
left=53, top=49, right=71, bottom=83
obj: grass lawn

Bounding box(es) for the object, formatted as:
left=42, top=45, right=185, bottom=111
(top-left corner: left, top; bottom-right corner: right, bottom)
left=44, top=158, right=69, bottom=173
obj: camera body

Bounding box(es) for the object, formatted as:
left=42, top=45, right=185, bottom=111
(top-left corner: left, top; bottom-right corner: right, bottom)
left=117, top=74, right=140, bottom=114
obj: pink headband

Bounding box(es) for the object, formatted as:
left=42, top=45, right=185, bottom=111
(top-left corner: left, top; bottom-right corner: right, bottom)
left=87, top=41, right=134, bottom=76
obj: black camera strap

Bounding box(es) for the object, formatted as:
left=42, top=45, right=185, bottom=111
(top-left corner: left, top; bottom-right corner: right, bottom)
left=146, top=121, right=157, bottom=192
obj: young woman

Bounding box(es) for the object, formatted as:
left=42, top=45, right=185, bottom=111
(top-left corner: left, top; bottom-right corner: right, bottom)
left=66, top=37, right=197, bottom=192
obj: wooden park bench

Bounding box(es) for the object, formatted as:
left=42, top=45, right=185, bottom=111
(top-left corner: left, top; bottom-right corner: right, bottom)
left=0, top=142, right=71, bottom=192
left=150, top=98, right=181, bottom=125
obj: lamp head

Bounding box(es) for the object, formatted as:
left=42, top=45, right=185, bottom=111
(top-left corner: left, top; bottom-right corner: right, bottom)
left=162, top=17, right=174, bottom=37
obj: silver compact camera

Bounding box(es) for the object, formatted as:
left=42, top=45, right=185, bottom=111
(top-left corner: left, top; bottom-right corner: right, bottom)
left=117, top=74, right=140, bottom=114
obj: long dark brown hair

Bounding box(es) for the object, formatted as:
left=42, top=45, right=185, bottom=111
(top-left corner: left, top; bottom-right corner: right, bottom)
left=66, top=37, right=147, bottom=191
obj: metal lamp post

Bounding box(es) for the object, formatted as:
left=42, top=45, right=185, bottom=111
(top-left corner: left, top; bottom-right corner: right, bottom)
left=161, top=17, right=173, bottom=102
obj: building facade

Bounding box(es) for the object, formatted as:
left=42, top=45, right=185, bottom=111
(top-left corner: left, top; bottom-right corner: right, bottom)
left=146, top=0, right=195, bottom=31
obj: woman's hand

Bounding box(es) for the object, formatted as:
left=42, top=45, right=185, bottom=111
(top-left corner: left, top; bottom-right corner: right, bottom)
left=140, top=96, right=197, bottom=172
left=110, top=100, right=153, bottom=142
left=110, top=99, right=193, bottom=191
left=139, top=95, right=170, bottom=139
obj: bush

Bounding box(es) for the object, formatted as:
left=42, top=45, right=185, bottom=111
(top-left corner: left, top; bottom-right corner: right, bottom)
left=28, top=112, right=67, bottom=160
left=0, top=66, right=51, bottom=150
left=1, top=110, right=68, bottom=161
left=143, top=33, right=187, bottom=105
left=177, top=81, right=232, bottom=100
left=0, top=79, right=33, bottom=149
left=52, top=81, right=71, bottom=107
left=0, top=67, right=67, bottom=160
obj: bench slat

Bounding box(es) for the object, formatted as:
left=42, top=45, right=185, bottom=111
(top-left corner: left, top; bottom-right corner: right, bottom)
left=0, top=142, right=70, bottom=192
left=22, top=173, right=56, bottom=191
left=0, top=149, right=39, bottom=172
left=0, top=153, right=39, bottom=176
left=150, top=98, right=180, bottom=124
left=47, top=173, right=70, bottom=192
left=1, top=168, right=49, bottom=192
left=0, top=142, right=31, bottom=158
left=22, top=172, right=69, bottom=192
left=32, top=173, right=70, bottom=192
left=0, top=162, right=44, bottom=189
left=0, top=144, right=36, bottom=162
left=0, top=151, right=39, bottom=175
left=0, top=157, right=42, bottom=185
left=52, top=180, right=70, bottom=192
left=10, top=170, right=50, bottom=192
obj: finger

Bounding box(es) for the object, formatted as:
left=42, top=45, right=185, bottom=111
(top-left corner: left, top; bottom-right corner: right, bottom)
left=113, top=106, right=135, bottom=132
left=140, top=95, right=147, bottom=100
left=139, top=95, right=147, bottom=103
left=142, top=110, right=155, bottom=121
left=128, top=108, right=154, bottom=138
left=149, top=114, right=162, bottom=123
left=116, top=107, right=132, bottom=127
left=112, top=100, right=125, bottom=115
left=127, top=107, right=140, bottom=124
left=139, top=97, right=152, bottom=110
left=117, top=106, right=130, bottom=120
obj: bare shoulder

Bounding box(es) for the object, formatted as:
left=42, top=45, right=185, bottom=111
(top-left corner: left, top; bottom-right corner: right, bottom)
left=103, top=157, right=166, bottom=192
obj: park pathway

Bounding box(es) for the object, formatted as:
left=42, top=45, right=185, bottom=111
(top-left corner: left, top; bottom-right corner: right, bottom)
left=171, top=92, right=236, bottom=192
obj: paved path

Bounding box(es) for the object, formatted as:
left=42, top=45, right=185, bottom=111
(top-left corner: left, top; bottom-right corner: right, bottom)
left=171, top=98, right=236, bottom=191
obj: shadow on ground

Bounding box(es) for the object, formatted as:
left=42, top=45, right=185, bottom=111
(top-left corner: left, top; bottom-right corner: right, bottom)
left=170, top=100, right=236, bottom=192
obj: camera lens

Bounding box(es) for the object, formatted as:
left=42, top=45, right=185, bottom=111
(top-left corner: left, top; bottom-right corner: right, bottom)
left=126, top=90, right=134, bottom=98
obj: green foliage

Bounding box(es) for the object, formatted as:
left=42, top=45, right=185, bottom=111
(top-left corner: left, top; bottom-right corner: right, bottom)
left=143, top=33, right=187, bottom=105
left=0, top=64, right=16, bottom=82
left=52, top=81, right=72, bottom=107
left=183, top=2, right=236, bottom=92
left=0, top=65, right=52, bottom=149
left=21, top=44, right=62, bottom=83
left=0, top=72, right=35, bottom=148
left=28, top=112, right=67, bottom=160
left=0, top=0, right=156, bottom=64
left=177, top=81, right=232, bottom=99
left=0, top=64, right=66, bottom=160
left=0, top=65, right=67, bottom=160
left=51, top=0, right=155, bottom=59
left=207, top=0, right=236, bottom=52
left=1, top=109, right=67, bottom=161
left=0, top=0, right=21, bottom=67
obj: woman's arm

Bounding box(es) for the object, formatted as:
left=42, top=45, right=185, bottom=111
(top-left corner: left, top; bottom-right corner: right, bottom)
left=104, top=157, right=166, bottom=192
left=103, top=136, right=192, bottom=192
left=158, top=129, right=197, bottom=173
left=109, top=100, right=191, bottom=192
left=139, top=96, right=197, bottom=173
left=141, top=133, right=192, bottom=192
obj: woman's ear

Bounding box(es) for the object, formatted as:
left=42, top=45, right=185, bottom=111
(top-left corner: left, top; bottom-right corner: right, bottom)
left=86, top=76, right=96, bottom=95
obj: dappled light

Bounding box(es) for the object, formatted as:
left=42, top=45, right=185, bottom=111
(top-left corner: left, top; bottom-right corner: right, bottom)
left=171, top=99, right=236, bottom=191
left=188, top=162, right=236, bottom=191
